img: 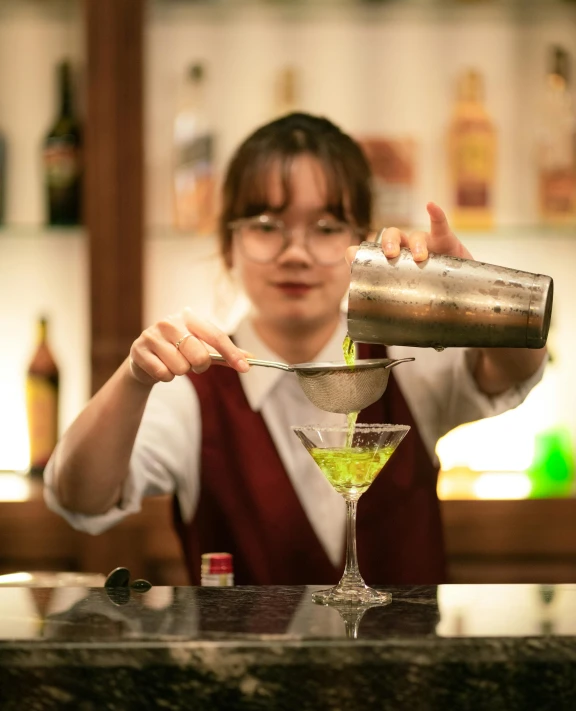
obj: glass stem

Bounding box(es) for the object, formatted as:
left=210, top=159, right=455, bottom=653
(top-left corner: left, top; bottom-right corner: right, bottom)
left=340, top=498, right=365, bottom=588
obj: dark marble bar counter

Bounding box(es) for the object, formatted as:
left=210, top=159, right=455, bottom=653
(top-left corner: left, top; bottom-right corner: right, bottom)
left=1, top=583, right=576, bottom=710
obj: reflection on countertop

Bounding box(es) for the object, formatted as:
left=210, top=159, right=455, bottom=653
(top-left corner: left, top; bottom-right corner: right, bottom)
left=1, top=584, right=576, bottom=710
left=2, top=583, right=575, bottom=642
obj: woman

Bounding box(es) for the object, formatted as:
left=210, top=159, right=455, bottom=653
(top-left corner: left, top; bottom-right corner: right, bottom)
left=45, top=113, right=546, bottom=585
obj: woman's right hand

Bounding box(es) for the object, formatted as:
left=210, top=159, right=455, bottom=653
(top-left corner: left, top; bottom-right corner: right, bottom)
left=128, top=307, right=251, bottom=386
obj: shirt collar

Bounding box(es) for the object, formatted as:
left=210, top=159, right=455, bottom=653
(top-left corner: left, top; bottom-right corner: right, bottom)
left=234, top=316, right=349, bottom=411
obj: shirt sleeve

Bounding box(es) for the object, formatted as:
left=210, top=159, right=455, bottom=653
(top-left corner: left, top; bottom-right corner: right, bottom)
left=389, top=345, right=548, bottom=463
left=43, top=376, right=202, bottom=535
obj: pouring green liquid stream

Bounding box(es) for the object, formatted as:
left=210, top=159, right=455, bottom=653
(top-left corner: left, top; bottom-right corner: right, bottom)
left=342, top=333, right=358, bottom=447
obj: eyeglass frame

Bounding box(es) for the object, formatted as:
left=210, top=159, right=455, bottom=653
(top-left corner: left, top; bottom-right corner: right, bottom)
left=227, top=214, right=368, bottom=266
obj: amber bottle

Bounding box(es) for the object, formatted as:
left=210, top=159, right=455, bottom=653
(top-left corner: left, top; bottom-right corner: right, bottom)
left=448, top=69, right=496, bottom=230
left=26, top=317, right=59, bottom=475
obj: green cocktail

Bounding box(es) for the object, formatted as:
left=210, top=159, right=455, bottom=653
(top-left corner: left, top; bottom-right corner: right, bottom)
left=310, top=446, right=394, bottom=497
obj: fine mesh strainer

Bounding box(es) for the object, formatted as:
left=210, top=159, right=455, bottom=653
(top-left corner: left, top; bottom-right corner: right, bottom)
left=209, top=354, right=414, bottom=414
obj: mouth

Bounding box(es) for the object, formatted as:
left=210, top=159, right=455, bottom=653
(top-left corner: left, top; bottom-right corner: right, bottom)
left=273, top=282, right=316, bottom=297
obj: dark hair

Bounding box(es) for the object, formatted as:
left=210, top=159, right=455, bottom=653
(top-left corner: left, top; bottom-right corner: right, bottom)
left=218, top=112, right=372, bottom=267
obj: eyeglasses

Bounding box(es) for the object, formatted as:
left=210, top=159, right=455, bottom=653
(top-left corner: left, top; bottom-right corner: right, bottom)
left=228, top=215, right=365, bottom=266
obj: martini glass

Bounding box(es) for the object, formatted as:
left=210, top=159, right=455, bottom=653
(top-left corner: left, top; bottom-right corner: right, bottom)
left=292, top=423, right=409, bottom=607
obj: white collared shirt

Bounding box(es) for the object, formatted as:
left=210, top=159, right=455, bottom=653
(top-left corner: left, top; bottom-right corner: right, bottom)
left=44, top=317, right=545, bottom=568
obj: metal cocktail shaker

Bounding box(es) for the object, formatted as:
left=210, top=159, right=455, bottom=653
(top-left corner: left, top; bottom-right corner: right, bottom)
left=348, top=241, right=553, bottom=349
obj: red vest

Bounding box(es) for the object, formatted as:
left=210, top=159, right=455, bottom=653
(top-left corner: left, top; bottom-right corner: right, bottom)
left=174, top=344, right=446, bottom=585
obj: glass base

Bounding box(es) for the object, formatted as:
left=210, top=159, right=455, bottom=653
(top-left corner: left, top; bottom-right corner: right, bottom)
left=312, top=583, right=392, bottom=607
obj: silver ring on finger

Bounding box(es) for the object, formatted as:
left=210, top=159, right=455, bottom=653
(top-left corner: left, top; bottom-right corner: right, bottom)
left=175, top=333, right=193, bottom=351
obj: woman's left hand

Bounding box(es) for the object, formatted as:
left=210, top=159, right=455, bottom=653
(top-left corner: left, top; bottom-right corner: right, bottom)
left=384, top=203, right=547, bottom=396
left=379, top=202, right=473, bottom=262
left=346, top=201, right=473, bottom=265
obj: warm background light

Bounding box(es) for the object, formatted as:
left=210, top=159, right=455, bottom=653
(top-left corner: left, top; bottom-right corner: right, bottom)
left=437, top=364, right=574, bottom=499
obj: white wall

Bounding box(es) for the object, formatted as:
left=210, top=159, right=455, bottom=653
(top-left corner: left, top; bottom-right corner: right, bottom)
left=0, top=0, right=88, bottom=470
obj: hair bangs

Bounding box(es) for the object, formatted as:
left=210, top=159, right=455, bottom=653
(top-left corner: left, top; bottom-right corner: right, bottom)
left=230, top=151, right=288, bottom=218
left=231, top=146, right=350, bottom=222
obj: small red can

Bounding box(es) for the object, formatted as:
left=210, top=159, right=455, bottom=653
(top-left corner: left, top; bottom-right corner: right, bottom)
left=200, top=552, right=234, bottom=586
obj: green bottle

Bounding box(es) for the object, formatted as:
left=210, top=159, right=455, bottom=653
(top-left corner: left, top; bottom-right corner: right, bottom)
left=43, top=60, right=82, bottom=226
left=527, top=426, right=574, bottom=498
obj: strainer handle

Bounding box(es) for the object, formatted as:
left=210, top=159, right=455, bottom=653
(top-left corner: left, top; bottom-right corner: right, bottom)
left=209, top=353, right=293, bottom=372
left=384, top=357, right=415, bottom=369
left=374, top=228, right=387, bottom=245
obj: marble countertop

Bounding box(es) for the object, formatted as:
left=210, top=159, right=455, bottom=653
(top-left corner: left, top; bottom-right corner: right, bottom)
left=1, top=583, right=576, bottom=710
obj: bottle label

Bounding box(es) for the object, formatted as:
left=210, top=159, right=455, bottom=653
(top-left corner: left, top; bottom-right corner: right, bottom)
left=540, top=168, right=576, bottom=217
left=26, top=375, right=58, bottom=470
left=174, top=134, right=215, bottom=234
left=457, top=182, right=488, bottom=208
left=44, top=141, right=81, bottom=189
left=452, top=130, right=494, bottom=208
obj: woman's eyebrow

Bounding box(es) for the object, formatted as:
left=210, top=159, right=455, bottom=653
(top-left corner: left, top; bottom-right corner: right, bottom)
left=297, top=206, right=339, bottom=216
left=262, top=205, right=344, bottom=219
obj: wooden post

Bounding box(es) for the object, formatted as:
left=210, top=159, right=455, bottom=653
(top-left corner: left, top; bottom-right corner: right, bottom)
left=85, top=0, right=144, bottom=394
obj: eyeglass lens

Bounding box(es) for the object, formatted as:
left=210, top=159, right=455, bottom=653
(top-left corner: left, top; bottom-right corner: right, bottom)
left=237, top=218, right=354, bottom=265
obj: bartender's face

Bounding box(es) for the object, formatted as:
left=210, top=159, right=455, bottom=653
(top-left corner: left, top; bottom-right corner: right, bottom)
left=231, top=154, right=353, bottom=330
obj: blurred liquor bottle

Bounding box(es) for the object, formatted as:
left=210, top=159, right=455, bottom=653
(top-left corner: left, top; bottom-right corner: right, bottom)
left=43, top=60, right=82, bottom=226
left=447, top=69, right=496, bottom=230
left=272, top=65, right=300, bottom=119
left=172, top=62, right=216, bottom=235
left=359, top=137, right=416, bottom=229
left=26, top=316, right=59, bottom=476
left=0, top=121, right=5, bottom=225
left=537, top=46, right=576, bottom=225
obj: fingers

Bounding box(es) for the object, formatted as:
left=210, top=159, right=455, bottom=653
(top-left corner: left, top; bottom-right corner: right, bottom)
left=378, top=227, right=428, bottom=262
left=379, top=227, right=406, bottom=259
left=425, top=201, right=473, bottom=259
left=427, top=201, right=452, bottom=240
left=350, top=228, right=427, bottom=263
left=182, top=308, right=250, bottom=373
left=130, top=347, right=178, bottom=385
left=371, top=203, right=471, bottom=265
left=133, top=320, right=196, bottom=382
left=345, top=245, right=359, bottom=266
left=407, top=231, right=429, bottom=262
left=129, top=309, right=251, bottom=386
left=156, top=324, right=211, bottom=375
left=129, top=355, right=166, bottom=387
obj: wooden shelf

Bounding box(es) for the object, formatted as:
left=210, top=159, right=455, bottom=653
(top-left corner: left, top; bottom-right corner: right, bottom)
left=2, top=476, right=576, bottom=585
left=442, top=499, right=576, bottom=583
left=0, top=477, right=188, bottom=586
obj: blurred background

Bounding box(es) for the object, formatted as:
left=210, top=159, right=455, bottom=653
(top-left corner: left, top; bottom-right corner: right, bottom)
left=1, top=0, right=576, bottom=587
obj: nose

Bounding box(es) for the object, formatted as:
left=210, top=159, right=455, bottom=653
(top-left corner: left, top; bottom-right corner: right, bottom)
left=276, top=226, right=313, bottom=265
